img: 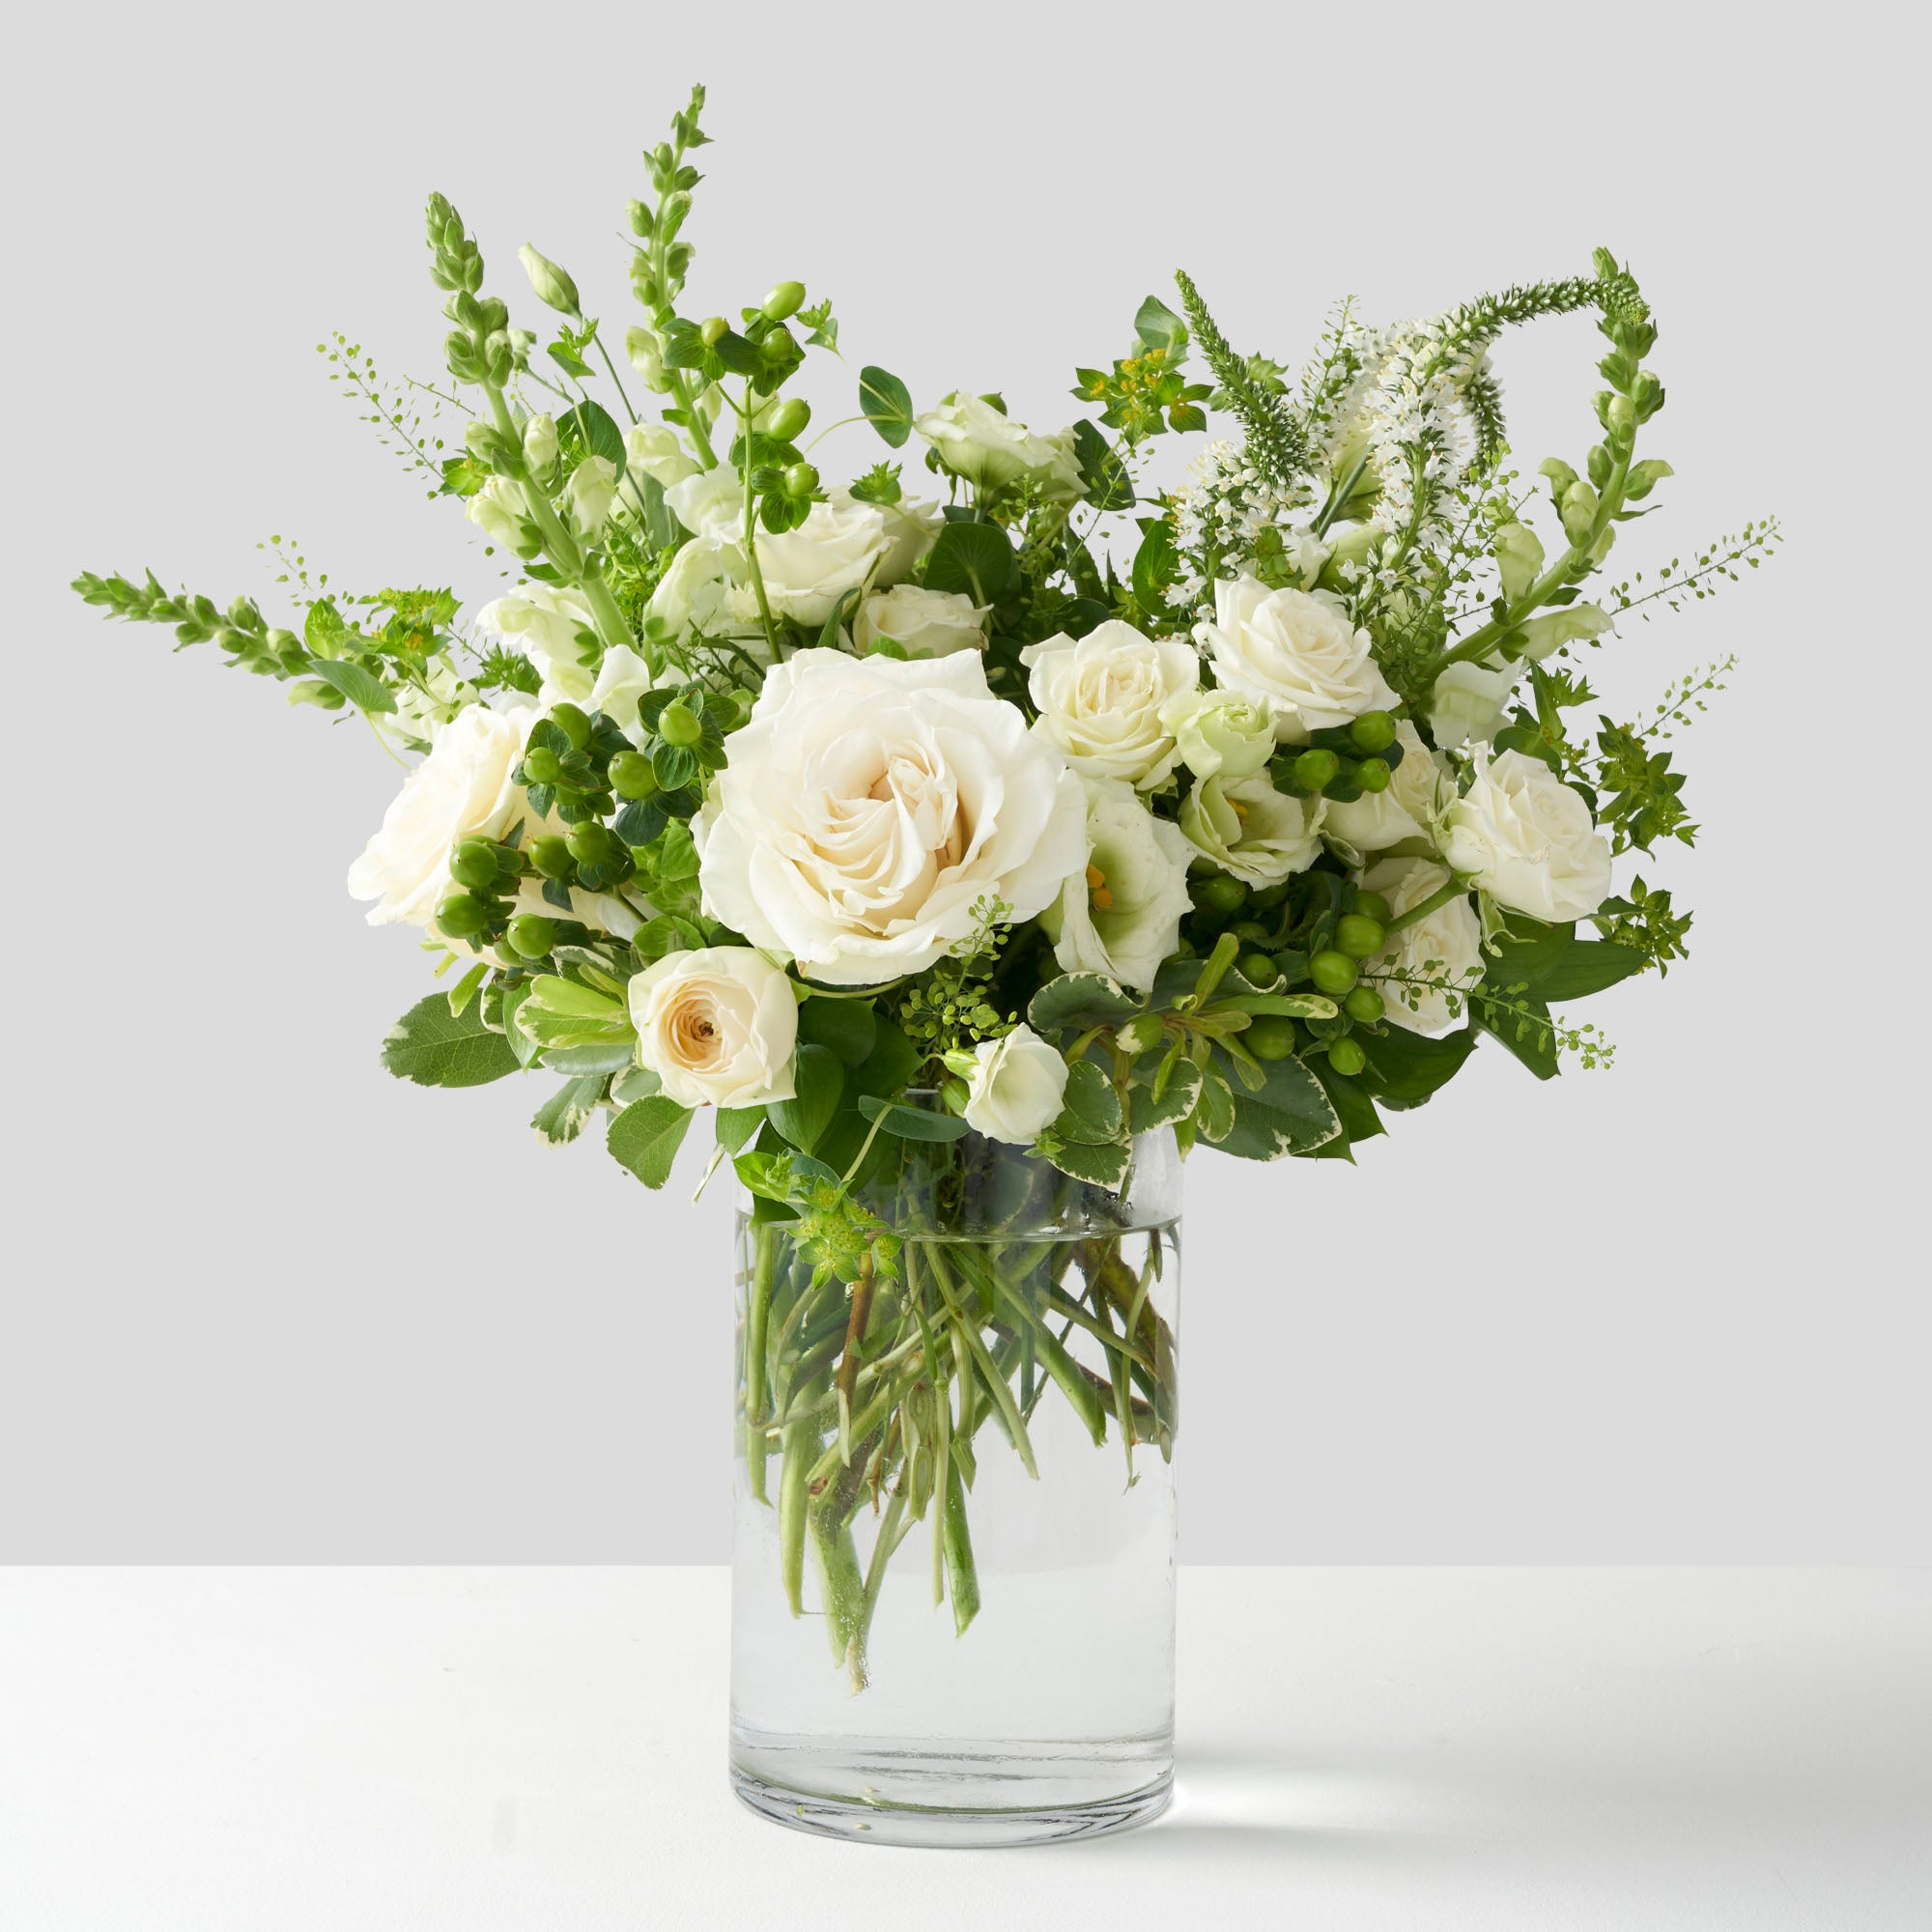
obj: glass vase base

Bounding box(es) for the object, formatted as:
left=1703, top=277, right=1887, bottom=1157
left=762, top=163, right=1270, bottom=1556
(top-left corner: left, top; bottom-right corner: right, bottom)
left=729, top=1729, right=1174, bottom=1847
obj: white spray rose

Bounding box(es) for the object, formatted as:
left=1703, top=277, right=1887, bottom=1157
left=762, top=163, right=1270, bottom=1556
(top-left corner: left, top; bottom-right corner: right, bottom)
left=628, top=947, right=798, bottom=1109
left=621, top=421, right=696, bottom=491
left=1046, top=779, right=1196, bottom=993
left=962, top=1026, right=1068, bottom=1145
left=1322, top=721, right=1449, bottom=854
left=1359, top=857, right=1484, bottom=1036
left=854, top=584, right=988, bottom=659
left=1179, top=776, right=1325, bottom=886
left=1429, top=661, right=1515, bottom=750
left=1443, top=747, right=1613, bottom=922
left=696, top=649, right=1086, bottom=985
left=1021, top=620, right=1198, bottom=789
left=1158, top=687, right=1276, bottom=782
left=829, top=486, right=942, bottom=584
left=754, top=495, right=895, bottom=627
left=347, top=703, right=531, bottom=930
left=914, top=393, right=1084, bottom=503
left=466, top=475, right=531, bottom=552
left=1197, top=574, right=1398, bottom=742
left=564, top=456, right=618, bottom=540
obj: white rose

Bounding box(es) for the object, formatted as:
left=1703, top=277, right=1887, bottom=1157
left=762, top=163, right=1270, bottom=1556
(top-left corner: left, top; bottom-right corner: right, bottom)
left=1442, top=747, right=1613, bottom=922
left=622, top=421, right=696, bottom=491
left=754, top=495, right=895, bottom=627
left=1430, top=662, right=1514, bottom=749
left=914, top=393, right=1084, bottom=503
left=1021, top=620, right=1198, bottom=789
left=347, top=703, right=531, bottom=930
left=466, top=475, right=531, bottom=552
left=1179, top=776, right=1324, bottom=886
left=829, top=486, right=942, bottom=584
left=1321, top=721, right=1450, bottom=855
left=962, top=1025, right=1068, bottom=1145
left=564, top=456, right=618, bottom=539
left=1197, top=574, right=1399, bottom=742
left=696, top=648, right=1086, bottom=985
left=1046, top=779, right=1196, bottom=993
left=854, top=584, right=988, bottom=659
left=628, top=947, right=799, bottom=1110
left=1158, top=687, right=1275, bottom=782
left=1359, top=857, right=1484, bottom=1036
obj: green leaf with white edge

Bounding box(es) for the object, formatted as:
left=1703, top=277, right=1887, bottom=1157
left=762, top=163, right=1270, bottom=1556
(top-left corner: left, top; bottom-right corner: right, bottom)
left=541, top=1041, right=637, bottom=1076
left=923, top=519, right=1017, bottom=604
left=1028, top=972, right=1142, bottom=1036
left=307, top=658, right=395, bottom=715
left=1193, top=1062, right=1236, bottom=1143
left=767, top=1043, right=843, bottom=1153
left=498, top=981, right=542, bottom=1069
left=858, top=365, right=914, bottom=447
left=1128, top=1060, right=1202, bottom=1133
left=715, top=1105, right=764, bottom=1153
left=381, top=993, right=521, bottom=1089
left=609, top=1065, right=662, bottom=1107
left=607, top=1095, right=694, bottom=1189
left=1060, top=1059, right=1122, bottom=1139
left=1039, top=1135, right=1130, bottom=1189
left=1219, top=993, right=1338, bottom=1019
left=532, top=1073, right=608, bottom=1147
left=858, top=1094, right=970, bottom=1143
left=1216, top=1053, right=1342, bottom=1159
left=526, top=974, right=624, bottom=1018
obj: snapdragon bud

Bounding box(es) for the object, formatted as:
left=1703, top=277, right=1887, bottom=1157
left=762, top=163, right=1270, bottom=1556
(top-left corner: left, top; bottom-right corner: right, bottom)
left=1560, top=480, right=1600, bottom=547
left=625, top=326, right=666, bottom=389
left=519, top=244, right=580, bottom=317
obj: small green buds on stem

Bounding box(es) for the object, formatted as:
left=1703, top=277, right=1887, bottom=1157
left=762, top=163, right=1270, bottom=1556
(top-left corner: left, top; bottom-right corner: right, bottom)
left=1243, top=1015, right=1298, bottom=1061
left=699, top=315, right=729, bottom=348
left=1352, top=890, right=1392, bottom=925
left=529, top=835, right=575, bottom=880
left=782, top=462, right=819, bottom=500
left=1192, top=874, right=1246, bottom=919
left=1236, top=951, right=1277, bottom=986
left=549, top=702, right=592, bottom=753
left=1327, top=1037, right=1368, bottom=1077
left=518, top=244, right=580, bottom=317
left=436, top=894, right=490, bottom=940
left=449, top=838, right=499, bottom=893
left=1293, top=748, right=1339, bottom=791
left=1344, top=985, right=1385, bottom=1024
left=1348, top=710, right=1396, bottom=754
left=523, top=746, right=563, bottom=786
left=1333, top=914, right=1387, bottom=960
left=1353, top=758, right=1391, bottom=793
left=762, top=280, right=806, bottom=322
left=566, top=822, right=620, bottom=868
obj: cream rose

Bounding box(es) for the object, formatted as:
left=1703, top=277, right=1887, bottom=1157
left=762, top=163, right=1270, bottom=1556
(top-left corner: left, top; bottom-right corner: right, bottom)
left=1358, top=858, right=1484, bottom=1036
left=853, top=584, right=988, bottom=659
left=1045, top=779, right=1195, bottom=993
left=1179, top=776, right=1324, bottom=886
left=696, top=649, right=1087, bottom=985
left=1442, top=747, right=1612, bottom=922
left=962, top=1025, right=1068, bottom=1145
left=914, top=393, right=1084, bottom=503
left=628, top=947, right=798, bottom=1110
left=1197, top=574, right=1398, bottom=742
left=1021, top=621, right=1198, bottom=788
left=1321, top=721, right=1449, bottom=854
left=1158, top=687, right=1276, bottom=782
left=347, top=703, right=530, bottom=930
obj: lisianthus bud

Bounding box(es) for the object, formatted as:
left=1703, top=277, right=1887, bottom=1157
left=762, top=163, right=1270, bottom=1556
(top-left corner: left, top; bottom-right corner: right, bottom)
left=519, top=244, right=580, bottom=317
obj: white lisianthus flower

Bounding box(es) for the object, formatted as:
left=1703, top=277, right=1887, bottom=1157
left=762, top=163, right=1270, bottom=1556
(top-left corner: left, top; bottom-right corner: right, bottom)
left=754, top=495, right=895, bottom=627
left=666, top=467, right=746, bottom=541
left=696, top=649, right=1086, bottom=985
left=621, top=421, right=696, bottom=491
left=1158, top=687, right=1276, bottom=782
left=628, top=947, right=799, bottom=1110
left=466, top=475, right=531, bottom=552
left=1179, top=776, right=1325, bottom=886
left=914, top=393, right=1084, bottom=503
left=830, top=486, right=942, bottom=584
left=1430, top=661, right=1515, bottom=749
left=1197, top=574, right=1399, bottom=742
left=854, top=584, right=988, bottom=659
left=1021, top=621, right=1198, bottom=789
left=1359, top=857, right=1484, bottom=1036
left=1046, top=779, right=1195, bottom=993
left=1442, top=747, right=1613, bottom=922
left=962, top=1025, right=1068, bottom=1145
left=564, top=456, right=618, bottom=539
left=347, top=703, right=531, bottom=930
left=1322, top=721, right=1449, bottom=854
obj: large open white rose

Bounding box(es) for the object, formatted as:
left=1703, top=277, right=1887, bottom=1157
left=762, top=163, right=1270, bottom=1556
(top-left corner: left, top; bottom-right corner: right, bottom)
left=696, top=649, right=1085, bottom=985
left=1198, top=574, right=1398, bottom=741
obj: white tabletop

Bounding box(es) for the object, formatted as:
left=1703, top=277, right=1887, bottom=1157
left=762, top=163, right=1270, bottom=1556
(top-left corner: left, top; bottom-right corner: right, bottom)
left=1, top=1568, right=1924, bottom=1929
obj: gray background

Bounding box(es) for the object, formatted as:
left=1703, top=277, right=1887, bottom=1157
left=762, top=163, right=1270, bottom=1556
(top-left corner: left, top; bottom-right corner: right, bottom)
left=4, top=2, right=1923, bottom=1563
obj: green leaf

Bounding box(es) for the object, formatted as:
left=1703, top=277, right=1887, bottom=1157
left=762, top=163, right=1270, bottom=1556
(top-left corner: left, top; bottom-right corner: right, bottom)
left=1535, top=942, right=1647, bottom=1002
left=716, top=1105, right=764, bottom=1153
left=1134, top=295, right=1186, bottom=351
left=498, top=981, right=542, bottom=1069
left=609, top=1065, right=662, bottom=1106
left=1060, top=1059, right=1122, bottom=1139
left=850, top=1017, right=919, bottom=1101
left=797, top=996, right=877, bottom=1068
left=1355, top=1025, right=1477, bottom=1109
left=1309, top=1058, right=1383, bottom=1147
left=381, top=993, right=521, bottom=1089
left=307, top=658, right=395, bottom=715
left=532, top=1074, right=607, bottom=1147
left=767, top=1043, right=842, bottom=1153
left=526, top=975, right=624, bottom=1018
left=1131, top=520, right=1180, bottom=614
left=1220, top=994, right=1338, bottom=1019
left=607, top=1095, right=694, bottom=1188
left=1071, top=419, right=1133, bottom=511
left=1216, top=1054, right=1342, bottom=1159
left=540, top=1041, right=637, bottom=1075
left=1483, top=920, right=1576, bottom=989
left=1029, top=972, right=1142, bottom=1036
left=1041, top=1136, right=1130, bottom=1188
left=923, top=520, right=1016, bottom=604
left=560, top=399, right=625, bottom=467
left=858, top=1094, right=970, bottom=1143
left=859, top=365, right=914, bottom=447
left=1471, top=997, right=1559, bottom=1080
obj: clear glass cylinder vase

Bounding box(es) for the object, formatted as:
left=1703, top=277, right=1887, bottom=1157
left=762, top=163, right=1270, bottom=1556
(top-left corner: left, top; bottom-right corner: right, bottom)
left=728, top=1122, right=1181, bottom=1847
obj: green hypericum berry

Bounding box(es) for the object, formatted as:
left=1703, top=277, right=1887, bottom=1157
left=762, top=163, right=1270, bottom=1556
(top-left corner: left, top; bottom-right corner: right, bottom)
left=1353, top=758, right=1391, bottom=793
left=449, top=840, right=497, bottom=892
left=530, top=835, right=574, bottom=879
left=699, top=315, right=729, bottom=347
left=567, top=824, right=617, bottom=867
left=762, top=280, right=806, bottom=322
left=1334, top=914, right=1387, bottom=960
left=1344, top=985, right=1385, bottom=1024
left=504, top=915, right=557, bottom=959
left=1244, top=1014, right=1298, bottom=1061
left=609, top=751, right=659, bottom=800
left=1352, top=890, right=1392, bottom=925
left=1194, top=874, right=1246, bottom=917
left=550, top=702, right=592, bottom=752
left=783, top=461, right=819, bottom=499
left=523, top=747, right=562, bottom=785
left=658, top=702, right=701, bottom=748
left=1231, top=921, right=1269, bottom=944
left=1293, top=748, right=1340, bottom=791
left=436, top=893, right=489, bottom=938
left=766, top=397, right=810, bottom=440
left=1236, top=951, right=1277, bottom=985
left=1348, top=710, right=1396, bottom=753
left=1310, top=950, right=1360, bottom=996
left=1327, top=1037, right=1367, bottom=1077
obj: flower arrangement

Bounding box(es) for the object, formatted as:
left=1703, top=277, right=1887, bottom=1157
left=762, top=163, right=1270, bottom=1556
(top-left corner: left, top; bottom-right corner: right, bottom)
left=74, top=85, right=1774, bottom=1683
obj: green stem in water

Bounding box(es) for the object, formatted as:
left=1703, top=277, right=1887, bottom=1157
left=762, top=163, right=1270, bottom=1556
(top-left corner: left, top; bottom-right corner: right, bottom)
left=941, top=1451, right=980, bottom=1636
left=744, top=1224, right=779, bottom=1505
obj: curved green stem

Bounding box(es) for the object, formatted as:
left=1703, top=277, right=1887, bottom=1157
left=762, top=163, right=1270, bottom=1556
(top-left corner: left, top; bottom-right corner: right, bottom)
left=1384, top=875, right=1467, bottom=935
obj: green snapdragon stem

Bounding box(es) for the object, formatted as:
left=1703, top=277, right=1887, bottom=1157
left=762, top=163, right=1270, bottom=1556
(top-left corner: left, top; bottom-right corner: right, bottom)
left=744, top=1224, right=779, bottom=1505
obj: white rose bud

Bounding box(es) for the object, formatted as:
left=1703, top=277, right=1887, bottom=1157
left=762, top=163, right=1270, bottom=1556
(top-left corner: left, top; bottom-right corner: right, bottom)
left=961, top=1025, right=1069, bottom=1145
left=1045, top=779, right=1196, bottom=993
left=1021, top=620, right=1199, bottom=789
left=853, top=584, right=988, bottom=658
left=629, top=948, right=799, bottom=1111
left=1430, top=661, right=1515, bottom=750
left=914, top=393, right=1084, bottom=504
left=1197, top=574, right=1398, bottom=742
left=1442, top=747, right=1613, bottom=922
left=1359, top=858, right=1484, bottom=1035
left=1179, top=776, right=1325, bottom=886
left=1158, top=687, right=1276, bottom=782
left=564, top=456, right=618, bottom=540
